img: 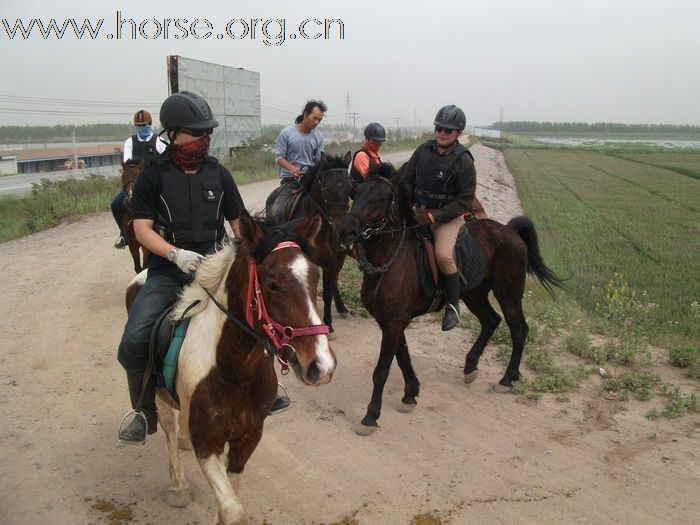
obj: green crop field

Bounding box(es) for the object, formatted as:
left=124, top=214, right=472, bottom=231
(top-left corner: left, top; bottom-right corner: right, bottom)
left=504, top=149, right=700, bottom=344
left=615, top=152, right=700, bottom=180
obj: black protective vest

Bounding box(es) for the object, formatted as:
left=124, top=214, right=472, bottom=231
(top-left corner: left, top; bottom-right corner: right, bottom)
left=130, top=135, right=160, bottom=162
left=349, top=147, right=380, bottom=187
left=155, top=158, right=226, bottom=245
left=414, top=141, right=471, bottom=208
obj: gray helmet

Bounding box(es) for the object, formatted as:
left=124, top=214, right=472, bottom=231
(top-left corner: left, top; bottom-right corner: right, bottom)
left=433, top=105, right=466, bottom=130
left=160, top=91, right=219, bottom=131
left=363, top=122, right=386, bottom=142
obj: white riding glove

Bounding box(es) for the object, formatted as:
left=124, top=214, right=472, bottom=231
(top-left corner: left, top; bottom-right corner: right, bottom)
left=173, top=249, right=204, bottom=274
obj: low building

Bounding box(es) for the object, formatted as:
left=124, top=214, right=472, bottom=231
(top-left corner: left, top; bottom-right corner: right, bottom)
left=0, top=144, right=123, bottom=174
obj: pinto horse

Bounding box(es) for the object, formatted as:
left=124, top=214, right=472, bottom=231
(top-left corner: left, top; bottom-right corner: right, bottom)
left=265, top=153, right=353, bottom=335
left=338, top=163, right=564, bottom=435
left=127, top=211, right=337, bottom=524
left=121, top=160, right=149, bottom=273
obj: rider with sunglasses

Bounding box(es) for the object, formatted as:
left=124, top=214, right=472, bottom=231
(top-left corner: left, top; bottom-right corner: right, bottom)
left=116, top=91, right=246, bottom=444
left=400, top=104, right=476, bottom=331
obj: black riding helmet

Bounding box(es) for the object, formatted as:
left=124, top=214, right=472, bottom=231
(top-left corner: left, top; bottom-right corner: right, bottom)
left=159, top=91, right=219, bottom=131
left=434, top=105, right=466, bottom=130
left=363, top=122, right=386, bottom=142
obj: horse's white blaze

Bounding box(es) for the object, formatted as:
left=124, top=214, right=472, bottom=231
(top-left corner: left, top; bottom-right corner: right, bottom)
left=289, top=254, right=335, bottom=376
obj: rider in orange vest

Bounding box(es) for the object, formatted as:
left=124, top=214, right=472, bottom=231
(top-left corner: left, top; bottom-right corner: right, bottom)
left=349, top=122, right=386, bottom=188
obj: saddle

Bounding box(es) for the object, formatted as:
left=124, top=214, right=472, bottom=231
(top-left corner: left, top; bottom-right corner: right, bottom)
left=267, top=176, right=311, bottom=222
left=414, top=221, right=486, bottom=313
left=146, top=303, right=195, bottom=406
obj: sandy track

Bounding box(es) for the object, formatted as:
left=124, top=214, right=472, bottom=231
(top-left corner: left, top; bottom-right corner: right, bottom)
left=1, top=145, right=698, bottom=525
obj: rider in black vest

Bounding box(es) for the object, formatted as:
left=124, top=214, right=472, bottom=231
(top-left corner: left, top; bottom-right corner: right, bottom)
left=112, top=110, right=166, bottom=249
left=116, top=91, right=245, bottom=444
left=349, top=122, right=386, bottom=190
left=400, top=105, right=476, bottom=331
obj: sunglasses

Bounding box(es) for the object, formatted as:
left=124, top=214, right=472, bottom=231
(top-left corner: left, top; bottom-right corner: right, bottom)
left=181, top=128, right=213, bottom=137
left=434, top=126, right=457, bottom=134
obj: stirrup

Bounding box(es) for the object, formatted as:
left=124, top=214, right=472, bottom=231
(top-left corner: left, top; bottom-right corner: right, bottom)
left=114, top=236, right=127, bottom=249
left=116, top=409, right=148, bottom=447
left=270, top=383, right=291, bottom=416
left=442, top=304, right=460, bottom=331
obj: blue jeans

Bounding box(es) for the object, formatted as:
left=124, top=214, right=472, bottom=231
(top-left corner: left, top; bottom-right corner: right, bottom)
left=111, top=191, right=125, bottom=229
left=117, top=273, right=189, bottom=373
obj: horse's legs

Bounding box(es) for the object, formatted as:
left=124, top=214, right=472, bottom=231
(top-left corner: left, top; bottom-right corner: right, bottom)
left=394, top=333, right=420, bottom=409
left=358, top=323, right=406, bottom=434
left=332, top=252, right=350, bottom=317
left=321, top=264, right=335, bottom=333
left=462, top=286, right=502, bottom=381
left=198, top=453, right=246, bottom=525
left=157, top=397, right=192, bottom=508
left=493, top=289, right=528, bottom=389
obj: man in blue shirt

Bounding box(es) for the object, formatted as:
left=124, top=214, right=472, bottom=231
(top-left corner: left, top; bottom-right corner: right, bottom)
left=267, top=100, right=326, bottom=220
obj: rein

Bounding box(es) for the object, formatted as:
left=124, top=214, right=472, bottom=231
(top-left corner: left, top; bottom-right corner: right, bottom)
left=202, top=241, right=329, bottom=375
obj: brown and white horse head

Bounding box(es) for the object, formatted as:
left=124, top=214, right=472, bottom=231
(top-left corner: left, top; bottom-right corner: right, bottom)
left=121, top=160, right=144, bottom=200
left=237, top=211, right=337, bottom=385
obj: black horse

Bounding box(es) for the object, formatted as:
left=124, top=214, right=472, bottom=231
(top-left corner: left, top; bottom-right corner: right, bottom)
left=265, top=153, right=353, bottom=335
left=338, top=163, right=564, bottom=435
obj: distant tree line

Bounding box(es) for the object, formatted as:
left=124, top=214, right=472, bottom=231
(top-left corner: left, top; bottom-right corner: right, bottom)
left=0, top=123, right=134, bottom=143
left=491, top=121, right=700, bottom=134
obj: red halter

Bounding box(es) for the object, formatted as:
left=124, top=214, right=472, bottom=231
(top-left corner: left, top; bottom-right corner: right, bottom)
left=245, top=241, right=329, bottom=373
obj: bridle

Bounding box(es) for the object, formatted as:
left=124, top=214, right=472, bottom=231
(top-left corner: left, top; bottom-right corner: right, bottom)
left=201, top=241, right=329, bottom=375
left=347, top=176, right=412, bottom=276
left=299, top=167, right=351, bottom=225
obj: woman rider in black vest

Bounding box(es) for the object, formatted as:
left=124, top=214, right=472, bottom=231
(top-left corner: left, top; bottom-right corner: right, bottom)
left=116, top=91, right=246, bottom=444
left=400, top=105, right=476, bottom=331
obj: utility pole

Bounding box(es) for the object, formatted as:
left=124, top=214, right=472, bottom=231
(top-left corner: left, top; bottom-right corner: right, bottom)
left=349, top=112, right=360, bottom=141
left=345, top=92, right=351, bottom=127
left=394, top=117, right=400, bottom=141
left=499, top=106, right=504, bottom=124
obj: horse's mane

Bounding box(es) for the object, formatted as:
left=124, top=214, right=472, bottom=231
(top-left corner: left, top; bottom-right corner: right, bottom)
left=366, top=161, right=396, bottom=180
left=171, top=239, right=238, bottom=319
left=250, top=217, right=311, bottom=261
left=170, top=217, right=311, bottom=320
left=299, top=154, right=350, bottom=192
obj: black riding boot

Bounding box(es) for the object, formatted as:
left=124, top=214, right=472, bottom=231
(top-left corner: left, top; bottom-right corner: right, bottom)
left=118, top=371, right=158, bottom=443
left=442, top=272, right=461, bottom=332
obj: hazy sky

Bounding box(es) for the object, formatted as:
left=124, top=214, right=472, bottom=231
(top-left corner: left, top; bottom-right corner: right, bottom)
left=1, top=0, right=698, bottom=128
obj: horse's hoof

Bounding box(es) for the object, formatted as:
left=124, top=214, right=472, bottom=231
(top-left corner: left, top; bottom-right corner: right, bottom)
left=355, top=423, right=377, bottom=436
left=338, top=311, right=351, bottom=319
left=463, top=370, right=479, bottom=384
left=166, top=487, right=192, bottom=508
left=178, top=436, right=193, bottom=451
left=327, top=331, right=338, bottom=341
left=396, top=402, right=417, bottom=413
left=493, top=383, right=513, bottom=393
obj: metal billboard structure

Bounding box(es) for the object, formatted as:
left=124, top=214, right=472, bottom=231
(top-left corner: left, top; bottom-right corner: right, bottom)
left=167, top=55, right=261, bottom=158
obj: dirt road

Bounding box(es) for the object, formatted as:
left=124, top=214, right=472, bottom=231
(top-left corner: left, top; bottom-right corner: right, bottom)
left=1, top=145, right=698, bottom=524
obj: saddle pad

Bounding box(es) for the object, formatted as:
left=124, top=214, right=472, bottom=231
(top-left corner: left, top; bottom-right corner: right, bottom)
left=455, top=226, right=485, bottom=291
left=159, top=318, right=190, bottom=395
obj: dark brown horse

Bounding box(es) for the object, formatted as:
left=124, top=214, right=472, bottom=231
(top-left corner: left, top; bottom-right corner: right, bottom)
left=265, top=153, right=353, bottom=335
left=126, top=211, right=337, bottom=524
left=121, top=160, right=149, bottom=272
left=338, top=164, right=564, bottom=435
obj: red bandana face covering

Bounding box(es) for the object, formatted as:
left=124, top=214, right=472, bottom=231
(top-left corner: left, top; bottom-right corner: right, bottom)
left=170, top=134, right=211, bottom=172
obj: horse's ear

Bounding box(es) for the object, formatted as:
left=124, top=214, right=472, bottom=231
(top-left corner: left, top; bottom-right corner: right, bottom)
left=298, top=215, right=323, bottom=251
left=343, top=150, right=352, bottom=166
left=237, top=210, right=263, bottom=249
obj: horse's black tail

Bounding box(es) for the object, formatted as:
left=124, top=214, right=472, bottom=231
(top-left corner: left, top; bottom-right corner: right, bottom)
left=507, top=216, right=566, bottom=297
